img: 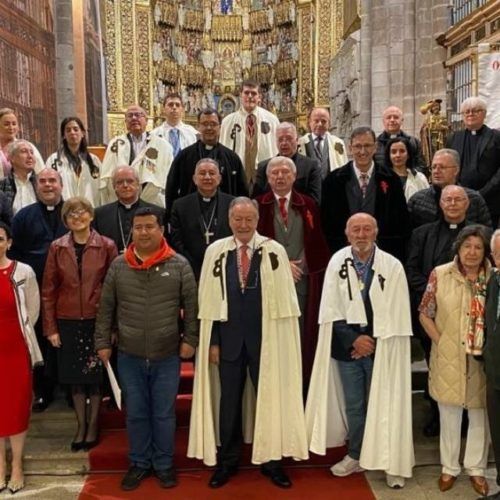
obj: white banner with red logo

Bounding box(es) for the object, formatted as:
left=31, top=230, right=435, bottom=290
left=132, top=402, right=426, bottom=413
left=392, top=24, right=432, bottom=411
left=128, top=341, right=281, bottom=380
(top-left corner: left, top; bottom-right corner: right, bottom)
left=478, top=44, right=500, bottom=128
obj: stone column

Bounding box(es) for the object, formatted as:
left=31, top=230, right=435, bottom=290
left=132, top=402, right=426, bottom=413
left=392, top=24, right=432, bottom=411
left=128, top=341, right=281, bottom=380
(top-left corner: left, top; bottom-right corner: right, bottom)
left=359, top=0, right=373, bottom=126
left=54, top=0, right=76, bottom=125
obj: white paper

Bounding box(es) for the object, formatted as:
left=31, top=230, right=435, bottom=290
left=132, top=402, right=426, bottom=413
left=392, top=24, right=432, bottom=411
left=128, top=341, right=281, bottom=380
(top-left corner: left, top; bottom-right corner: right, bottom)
left=105, top=361, right=122, bottom=410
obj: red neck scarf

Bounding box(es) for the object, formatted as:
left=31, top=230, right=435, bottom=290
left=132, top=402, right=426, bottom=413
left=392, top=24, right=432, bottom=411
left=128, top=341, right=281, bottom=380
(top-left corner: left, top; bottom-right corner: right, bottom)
left=124, top=238, right=176, bottom=270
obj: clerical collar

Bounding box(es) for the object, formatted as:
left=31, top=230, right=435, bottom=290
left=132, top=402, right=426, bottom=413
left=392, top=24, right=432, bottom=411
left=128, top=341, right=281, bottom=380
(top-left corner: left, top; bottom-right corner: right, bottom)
left=198, top=191, right=217, bottom=203
left=468, top=125, right=484, bottom=136
left=119, top=199, right=139, bottom=210
left=204, top=144, right=214, bottom=150
left=449, top=223, right=458, bottom=229
left=46, top=205, right=56, bottom=211
left=389, top=133, right=399, bottom=139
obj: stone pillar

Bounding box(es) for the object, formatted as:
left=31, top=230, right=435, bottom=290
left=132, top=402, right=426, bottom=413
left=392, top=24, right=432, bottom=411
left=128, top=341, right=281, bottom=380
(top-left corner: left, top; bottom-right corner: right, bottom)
left=54, top=0, right=76, bottom=125
left=359, top=0, right=372, bottom=126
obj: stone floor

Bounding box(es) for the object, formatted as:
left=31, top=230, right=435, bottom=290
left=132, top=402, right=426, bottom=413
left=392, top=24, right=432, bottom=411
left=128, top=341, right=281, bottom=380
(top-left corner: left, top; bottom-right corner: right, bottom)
left=2, top=390, right=498, bottom=499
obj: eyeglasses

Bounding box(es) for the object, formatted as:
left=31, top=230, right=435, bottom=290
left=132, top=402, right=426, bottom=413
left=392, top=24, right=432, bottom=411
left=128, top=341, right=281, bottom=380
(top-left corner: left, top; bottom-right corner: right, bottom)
left=125, top=112, right=146, bottom=119
left=351, top=143, right=376, bottom=152
left=67, top=209, right=88, bottom=219
left=462, top=108, right=485, bottom=116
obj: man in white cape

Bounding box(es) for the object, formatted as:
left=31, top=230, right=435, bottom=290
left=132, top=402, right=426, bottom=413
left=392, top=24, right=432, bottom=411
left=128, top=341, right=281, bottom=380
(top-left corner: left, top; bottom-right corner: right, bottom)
left=100, top=104, right=173, bottom=207
left=219, top=81, right=279, bottom=189
left=188, top=197, right=308, bottom=489
left=305, top=213, right=414, bottom=489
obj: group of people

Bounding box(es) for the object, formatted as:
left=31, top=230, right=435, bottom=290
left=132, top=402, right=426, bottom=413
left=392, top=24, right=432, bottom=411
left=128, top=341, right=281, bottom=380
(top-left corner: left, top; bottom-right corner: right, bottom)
left=1, top=81, right=500, bottom=498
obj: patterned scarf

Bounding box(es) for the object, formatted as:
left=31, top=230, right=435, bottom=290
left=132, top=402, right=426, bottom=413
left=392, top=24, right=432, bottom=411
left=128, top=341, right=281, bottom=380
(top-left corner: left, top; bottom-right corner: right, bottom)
left=466, top=267, right=487, bottom=356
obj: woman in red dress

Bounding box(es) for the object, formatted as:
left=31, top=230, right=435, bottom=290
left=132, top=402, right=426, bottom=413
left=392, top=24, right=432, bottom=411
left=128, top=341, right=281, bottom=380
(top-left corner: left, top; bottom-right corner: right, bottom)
left=0, top=221, right=42, bottom=494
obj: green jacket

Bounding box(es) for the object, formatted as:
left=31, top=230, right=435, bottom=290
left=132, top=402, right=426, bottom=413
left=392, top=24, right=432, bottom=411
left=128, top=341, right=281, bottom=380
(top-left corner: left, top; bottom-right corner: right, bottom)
left=94, top=253, right=198, bottom=360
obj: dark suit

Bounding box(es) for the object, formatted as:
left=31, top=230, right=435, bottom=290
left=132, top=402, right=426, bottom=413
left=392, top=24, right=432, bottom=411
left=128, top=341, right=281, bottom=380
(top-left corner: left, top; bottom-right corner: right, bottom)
left=211, top=250, right=263, bottom=467
left=252, top=153, right=322, bottom=204
left=485, top=273, right=500, bottom=485
left=321, top=161, right=409, bottom=261
left=447, top=125, right=500, bottom=221
left=169, top=191, right=233, bottom=280
left=93, top=199, right=162, bottom=253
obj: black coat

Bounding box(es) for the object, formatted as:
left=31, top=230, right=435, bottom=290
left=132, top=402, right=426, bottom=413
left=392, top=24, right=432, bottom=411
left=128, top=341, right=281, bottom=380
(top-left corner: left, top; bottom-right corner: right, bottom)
left=406, top=219, right=470, bottom=304
left=321, top=161, right=409, bottom=261
left=10, top=202, right=67, bottom=283
left=447, top=125, right=500, bottom=218
left=93, top=199, right=163, bottom=253
left=252, top=152, right=322, bottom=204
left=169, top=191, right=233, bottom=280
left=0, top=190, right=12, bottom=226
left=485, top=274, right=500, bottom=389
left=165, top=140, right=248, bottom=218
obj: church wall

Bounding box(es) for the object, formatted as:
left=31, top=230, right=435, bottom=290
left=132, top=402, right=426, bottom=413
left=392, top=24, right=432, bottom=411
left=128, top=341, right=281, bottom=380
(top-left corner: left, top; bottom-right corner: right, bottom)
left=329, top=0, right=448, bottom=140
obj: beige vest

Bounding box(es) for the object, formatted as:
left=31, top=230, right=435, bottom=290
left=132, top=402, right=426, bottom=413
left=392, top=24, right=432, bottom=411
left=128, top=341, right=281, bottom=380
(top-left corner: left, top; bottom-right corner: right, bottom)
left=429, top=261, right=486, bottom=409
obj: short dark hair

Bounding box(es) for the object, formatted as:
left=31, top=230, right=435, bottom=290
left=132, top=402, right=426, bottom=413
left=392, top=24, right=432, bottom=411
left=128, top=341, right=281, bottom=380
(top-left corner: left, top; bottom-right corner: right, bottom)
left=241, top=79, right=260, bottom=90
left=452, top=224, right=491, bottom=265
left=197, top=108, right=221, bottom=123
left=163, top=92, right=183, bottom=106
left=133, top=207, right=164, bottom=226
left=350, top=126, right=376, bottom=143
left=384, top=136, right=416, bottom=174
left=0, top=221, right=12, bottom=240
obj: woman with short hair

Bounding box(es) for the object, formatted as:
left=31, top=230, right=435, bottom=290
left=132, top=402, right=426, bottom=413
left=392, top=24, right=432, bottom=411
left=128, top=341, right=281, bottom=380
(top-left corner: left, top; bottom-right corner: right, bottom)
left=419, top=224, right=491, bottom=496
left=42, top=196, right=117, bottom=451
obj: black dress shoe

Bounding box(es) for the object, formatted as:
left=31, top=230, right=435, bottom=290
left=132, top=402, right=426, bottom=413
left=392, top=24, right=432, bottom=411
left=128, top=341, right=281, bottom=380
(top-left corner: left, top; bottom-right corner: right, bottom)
left=121, top=466, right=151, bottom=491
left=261, top=467, right=292, bottom=488
left=32, top=398, right=49, bottom=413
left=209, top=467, right=237, bottom=488
left=71, top=440, right=85, bottom=452
left=155, top=467, right=177, bottom=488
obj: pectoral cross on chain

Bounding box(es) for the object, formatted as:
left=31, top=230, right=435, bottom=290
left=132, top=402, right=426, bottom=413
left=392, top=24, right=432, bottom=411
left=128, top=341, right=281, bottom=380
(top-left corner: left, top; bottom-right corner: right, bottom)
left=204, top=229, right=214, bottom=245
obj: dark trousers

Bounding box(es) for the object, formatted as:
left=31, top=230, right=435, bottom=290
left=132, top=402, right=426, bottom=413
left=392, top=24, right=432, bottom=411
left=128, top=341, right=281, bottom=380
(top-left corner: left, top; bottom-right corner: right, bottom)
left=218, top=346, right=280, bottom=471
left=487, top=381, right=500, bottom=485
left=33, top=318, right=55, bottom=401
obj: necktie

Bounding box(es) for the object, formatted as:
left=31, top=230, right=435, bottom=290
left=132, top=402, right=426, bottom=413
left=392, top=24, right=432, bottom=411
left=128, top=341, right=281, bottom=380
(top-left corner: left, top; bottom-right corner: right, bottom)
left=239, top=244, right=250, bottom=288
left=246, top=114, right=256, bottom=140
left=169, top=128, right=181, bottom=157
left=315, top=136, right=323, bottom=160
left=279, top=197, right=288, bottom=227
left=359, top=173, right=369, bottom=197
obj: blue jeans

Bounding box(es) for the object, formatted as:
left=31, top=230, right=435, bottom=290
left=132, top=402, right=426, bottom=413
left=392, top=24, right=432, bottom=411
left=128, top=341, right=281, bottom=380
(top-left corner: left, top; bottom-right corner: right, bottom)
left=337, top=356, right=374, bottom=460
left=117, top=352, right=180, bottom=470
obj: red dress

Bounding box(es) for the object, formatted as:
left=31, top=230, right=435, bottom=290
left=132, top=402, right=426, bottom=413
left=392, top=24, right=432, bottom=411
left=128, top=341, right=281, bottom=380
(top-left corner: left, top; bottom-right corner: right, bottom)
left=0, top=262, right=32, bottom=436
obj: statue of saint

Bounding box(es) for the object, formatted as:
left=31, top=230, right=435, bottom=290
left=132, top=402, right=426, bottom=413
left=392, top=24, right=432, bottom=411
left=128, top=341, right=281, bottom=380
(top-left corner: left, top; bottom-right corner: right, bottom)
left=420, top=99, right=449, bottom=171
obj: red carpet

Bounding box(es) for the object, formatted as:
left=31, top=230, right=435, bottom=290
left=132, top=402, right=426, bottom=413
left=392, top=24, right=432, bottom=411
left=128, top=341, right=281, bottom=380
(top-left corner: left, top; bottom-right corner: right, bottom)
left=79, top=468, right=374, bottom=500
left=81, top=361, right=374, bottom=498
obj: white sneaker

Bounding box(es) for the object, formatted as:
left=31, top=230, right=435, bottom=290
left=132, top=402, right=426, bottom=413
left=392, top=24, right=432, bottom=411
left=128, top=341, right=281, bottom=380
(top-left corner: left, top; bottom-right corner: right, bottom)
left=386, top=474, right=405, bottom=489
left=330, top=455, right=364, bottom=477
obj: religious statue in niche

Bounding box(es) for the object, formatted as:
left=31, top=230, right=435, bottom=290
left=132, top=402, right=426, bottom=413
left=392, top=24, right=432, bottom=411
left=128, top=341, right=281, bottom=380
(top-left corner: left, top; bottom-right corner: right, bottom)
left=419, top=99, right=450, bottom=170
